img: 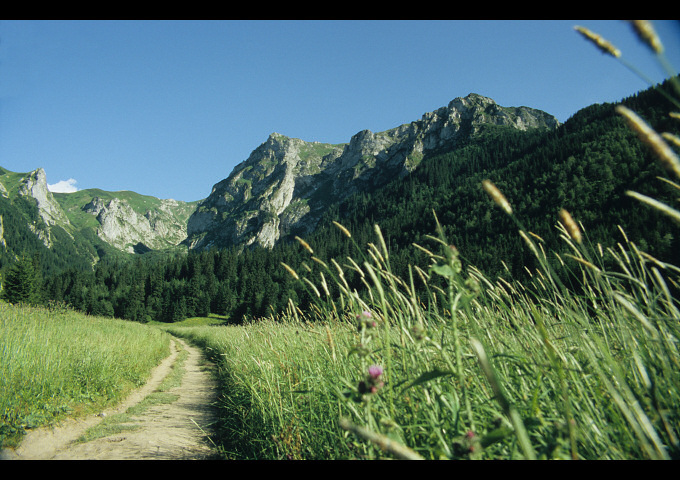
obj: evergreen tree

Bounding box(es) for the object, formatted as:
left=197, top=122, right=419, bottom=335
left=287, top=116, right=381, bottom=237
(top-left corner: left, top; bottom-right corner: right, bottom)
left=1, top=254, right=40, bottom=305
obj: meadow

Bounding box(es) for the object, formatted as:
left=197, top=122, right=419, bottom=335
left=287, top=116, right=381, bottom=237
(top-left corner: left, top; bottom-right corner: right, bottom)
left=166, top=210, right=680, bottom=459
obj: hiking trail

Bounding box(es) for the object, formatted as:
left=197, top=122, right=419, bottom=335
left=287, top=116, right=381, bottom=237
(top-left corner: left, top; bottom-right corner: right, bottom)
left=1, top=337, right=219, bottom=460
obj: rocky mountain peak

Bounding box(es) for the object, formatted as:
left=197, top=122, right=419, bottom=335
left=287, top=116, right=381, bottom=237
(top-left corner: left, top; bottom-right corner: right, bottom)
left=81, top=194, right=194, bottom=253
left=185, top=94, right=559, bottom=251
left=13, top=168, right=72, bottom=248
left=19, top=168, right=71, bottom=228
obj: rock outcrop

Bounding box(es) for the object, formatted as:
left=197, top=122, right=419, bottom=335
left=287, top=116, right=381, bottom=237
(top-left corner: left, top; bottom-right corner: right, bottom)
left=18, top=168, right=71, bottom=228
left=0, top=166, right=197, bottom=256
left=82, top=195, right=194, bottom=253
left=15, top=168, right=72, bottom=247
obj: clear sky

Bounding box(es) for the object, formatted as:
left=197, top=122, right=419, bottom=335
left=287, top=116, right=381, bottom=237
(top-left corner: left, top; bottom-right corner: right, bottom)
left=0, top=20, right=679, bottom=202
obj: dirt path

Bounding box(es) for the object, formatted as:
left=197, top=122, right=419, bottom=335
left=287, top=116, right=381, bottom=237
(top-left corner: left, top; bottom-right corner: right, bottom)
left=2, top=337, right=220, bottom=460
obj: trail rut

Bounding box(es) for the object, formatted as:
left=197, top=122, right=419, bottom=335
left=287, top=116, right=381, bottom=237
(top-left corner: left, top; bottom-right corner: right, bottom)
left=2, top=337, right=219, bottom=460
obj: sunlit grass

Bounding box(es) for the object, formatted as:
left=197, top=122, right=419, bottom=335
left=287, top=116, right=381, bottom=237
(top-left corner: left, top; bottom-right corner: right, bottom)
left=0, top=303, right=171, bottom=448
left=170, top=211, right=680, bottom=459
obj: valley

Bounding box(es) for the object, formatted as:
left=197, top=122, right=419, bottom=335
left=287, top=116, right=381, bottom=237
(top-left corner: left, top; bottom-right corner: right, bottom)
left=3, top=19, right=680, bottom=461
left=1, top=76, right=680, bottom=461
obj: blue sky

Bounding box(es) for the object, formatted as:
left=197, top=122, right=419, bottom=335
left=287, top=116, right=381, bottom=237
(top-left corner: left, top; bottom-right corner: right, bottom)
left=0, top=20, right=679, bottom=202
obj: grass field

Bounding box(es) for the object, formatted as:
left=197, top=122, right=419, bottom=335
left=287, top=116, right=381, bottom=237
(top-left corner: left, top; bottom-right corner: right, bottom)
left=0, top=302, right=171, bottom=448
left=165, top=214, right=680, bottom=459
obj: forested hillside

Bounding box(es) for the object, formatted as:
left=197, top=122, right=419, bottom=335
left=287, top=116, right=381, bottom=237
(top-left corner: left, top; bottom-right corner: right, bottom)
left=32, top=79, right=680, bottom=323
left=311, top=81, right=680, bottom=280
left=0, top=183, right=105, bottom=276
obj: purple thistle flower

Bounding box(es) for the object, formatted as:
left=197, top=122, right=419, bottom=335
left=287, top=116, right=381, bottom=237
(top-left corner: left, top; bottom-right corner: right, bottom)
left=356, top=310, right=380, bottom=331
left=368, top=364, right=383, bottom=379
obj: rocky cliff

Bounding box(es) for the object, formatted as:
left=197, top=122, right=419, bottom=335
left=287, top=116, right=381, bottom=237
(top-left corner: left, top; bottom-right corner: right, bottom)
left=80, top=195, right=195, bottom=253
left=0, top=167, right=197, bottom=256
left=0, top=168, right=72, bottom=248
left=185, top=93, right=559, bottom=250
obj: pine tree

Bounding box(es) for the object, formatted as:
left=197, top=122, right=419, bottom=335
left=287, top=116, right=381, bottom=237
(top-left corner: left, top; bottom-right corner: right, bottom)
left=1, top=254, right=40, bottom=305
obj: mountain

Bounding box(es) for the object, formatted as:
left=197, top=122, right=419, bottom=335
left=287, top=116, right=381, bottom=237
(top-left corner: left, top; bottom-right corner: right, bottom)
left=0, top=168, right=71, bottom=250
left=1, top=93, right=559, bottom=272
left=34, top=80, right=680, bottom=322
left=55, top=189, right=197, bottom=254
left=0, top=167, right=197, bottom=274
left=184, top=93, right=560, bottom=250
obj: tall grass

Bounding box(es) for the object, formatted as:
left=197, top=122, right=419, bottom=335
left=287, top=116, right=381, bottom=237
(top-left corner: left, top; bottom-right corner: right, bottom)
left=165, top=316, right=362, bottom=459
left=170, top=196, right=680, bottom=459
left=168, top=21, right=680, bottom=460
left=0, top=302, right=171, bottom=448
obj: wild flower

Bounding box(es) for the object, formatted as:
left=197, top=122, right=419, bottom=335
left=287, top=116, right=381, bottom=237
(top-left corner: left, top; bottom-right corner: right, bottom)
left=368, top=364, right=383, bottom=380
left=358, top=364, right=385, bottom=395
left=356, top=310, right=379, bottom=330
left=451, top=430, right=481, bottom=458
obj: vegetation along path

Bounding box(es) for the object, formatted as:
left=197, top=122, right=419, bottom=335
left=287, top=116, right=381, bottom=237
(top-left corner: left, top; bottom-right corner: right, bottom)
left=2, top=337, right=219, bottom=460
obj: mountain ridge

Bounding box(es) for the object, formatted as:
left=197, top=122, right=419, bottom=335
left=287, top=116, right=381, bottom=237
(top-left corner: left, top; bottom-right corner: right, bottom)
left=0, top=167, right=197, bottom=267
left=184, top=93, right=559, bottom=250
left=0, top=93, right=559, bottom=264
left=16, top=78, right=680, bottom=323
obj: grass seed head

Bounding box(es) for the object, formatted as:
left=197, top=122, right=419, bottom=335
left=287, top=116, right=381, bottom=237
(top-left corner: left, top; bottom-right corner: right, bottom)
left=295, top=236, right=314, bottom=254
left=332, top=220, right=352, bottom=238
left=559, top=209, right=583, bottom=244
left=482, top=180, right=513, bottom=215
left=628, top=20, right=663, bottom=54
left=281, top=262, right=299, bottom=280
left=574, top=25, right=621, bottom=58
left=616, top=105, right=680, bottom=180
left=662, top=132, right=680, bottom=148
